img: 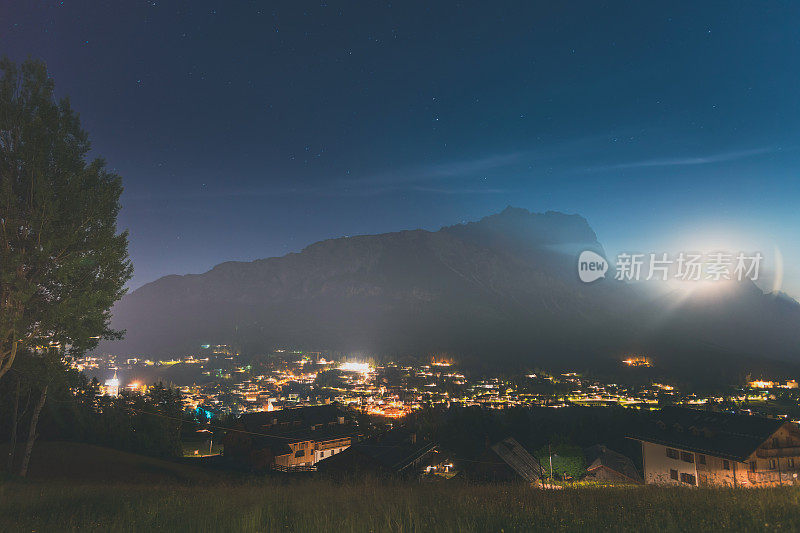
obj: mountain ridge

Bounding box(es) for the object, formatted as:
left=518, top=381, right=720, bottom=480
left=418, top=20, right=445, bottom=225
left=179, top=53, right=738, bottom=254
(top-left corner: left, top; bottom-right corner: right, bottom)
left=103, top=207, right=800, bottom=376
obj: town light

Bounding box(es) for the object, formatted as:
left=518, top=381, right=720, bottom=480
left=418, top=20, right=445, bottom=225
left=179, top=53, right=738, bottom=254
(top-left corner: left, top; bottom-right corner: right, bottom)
left=339, top=362, right=370, bottom=374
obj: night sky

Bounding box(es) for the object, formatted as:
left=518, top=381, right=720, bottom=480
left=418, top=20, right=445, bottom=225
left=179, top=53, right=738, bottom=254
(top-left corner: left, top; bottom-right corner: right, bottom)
left=3, top=2, right=800, bottom=296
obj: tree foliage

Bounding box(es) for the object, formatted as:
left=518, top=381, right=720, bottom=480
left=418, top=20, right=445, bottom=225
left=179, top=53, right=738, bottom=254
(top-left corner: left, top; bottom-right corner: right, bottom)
left=0, top=368, right=185, bottom=459
left=535, top=442, right=586, bottom=481
left=0, top=57, right=132, bottom=380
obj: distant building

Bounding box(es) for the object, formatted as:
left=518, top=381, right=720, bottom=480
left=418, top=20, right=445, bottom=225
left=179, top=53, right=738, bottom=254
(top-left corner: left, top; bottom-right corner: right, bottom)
left=316, top=428, right=437, bottom=478
left=629, top=407, right=800, bottom=487
left=622, top=356, right=651, bottom=367
left=748, top=379, right=798, bottom=389
left=101, top=371, right=120, bottom=397
left=466, top=437, right=543, bottom=483
left=582, top=444, right=642, bottom=484
left=223, top=404, right=355, bottom=471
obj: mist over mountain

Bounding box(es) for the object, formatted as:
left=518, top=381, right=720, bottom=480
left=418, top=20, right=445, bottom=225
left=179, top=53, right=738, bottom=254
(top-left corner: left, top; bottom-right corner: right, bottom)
left=102, top=207, right=800, bottom=374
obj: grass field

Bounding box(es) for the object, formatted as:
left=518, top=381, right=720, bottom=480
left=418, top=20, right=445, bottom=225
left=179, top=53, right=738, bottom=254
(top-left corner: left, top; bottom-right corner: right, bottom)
left=3, top=442, right=800, bottom=532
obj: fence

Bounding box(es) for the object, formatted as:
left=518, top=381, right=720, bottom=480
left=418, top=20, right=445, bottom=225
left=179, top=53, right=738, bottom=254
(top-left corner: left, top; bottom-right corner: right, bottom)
left=271, top=463, right=317, bottom=473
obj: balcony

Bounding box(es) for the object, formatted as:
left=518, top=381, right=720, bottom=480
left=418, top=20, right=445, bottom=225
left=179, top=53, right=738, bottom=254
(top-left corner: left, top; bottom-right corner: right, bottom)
left=756, top=446, right=800, bottom=458
left=747, top=470, right=800, bottom=485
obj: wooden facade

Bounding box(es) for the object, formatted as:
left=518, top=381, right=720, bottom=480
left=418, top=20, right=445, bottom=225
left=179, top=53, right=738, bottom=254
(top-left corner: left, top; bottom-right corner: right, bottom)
left=223, top=404, right=356, bottom=470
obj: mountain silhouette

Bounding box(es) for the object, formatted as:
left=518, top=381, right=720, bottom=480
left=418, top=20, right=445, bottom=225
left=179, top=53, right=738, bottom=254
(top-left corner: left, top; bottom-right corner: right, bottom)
left=102, top=207, right=800, bottom=375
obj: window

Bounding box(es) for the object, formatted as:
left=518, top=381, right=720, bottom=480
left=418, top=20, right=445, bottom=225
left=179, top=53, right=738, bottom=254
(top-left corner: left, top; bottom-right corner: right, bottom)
left=722, top=460, right=730, bottom=471
left=680, top=473, right=696, bottom=485
left=681, top=452, right=694, bottom=463
left=697, top=454, right=706, bottom=465
left=788, top=458, right=795, bottom=468
left=670, top=469, right=678, bottom=481
left=773, top=437, right=780, bottom=448
left=769, top=459, right=777, bottom=470
left=295, top=450, right=304, bottom=458
left=750, top=461, right=757, bottom=472
left=666, top=448, right=679, bottom=459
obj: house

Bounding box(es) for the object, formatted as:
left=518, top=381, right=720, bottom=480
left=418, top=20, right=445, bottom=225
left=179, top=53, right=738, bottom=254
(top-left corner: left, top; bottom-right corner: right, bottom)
left=582, top=444, right=642, bottom=484
left=223, top=404, right=356, bottom=470
left=466, top=437, right=544, bottom=483
left=316, top=428, right=437, bottom=477
left=628, top=406, right=800, bottom=487
left=423, top=451, right=456, bottom=476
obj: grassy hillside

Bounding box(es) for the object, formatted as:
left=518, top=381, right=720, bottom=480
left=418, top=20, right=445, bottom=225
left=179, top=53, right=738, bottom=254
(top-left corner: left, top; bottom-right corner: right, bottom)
left=4, top=479, right=800, bottom=532
left=0, top=441, right=232, bottom=484
left=3, top=442, right=800, bottom=532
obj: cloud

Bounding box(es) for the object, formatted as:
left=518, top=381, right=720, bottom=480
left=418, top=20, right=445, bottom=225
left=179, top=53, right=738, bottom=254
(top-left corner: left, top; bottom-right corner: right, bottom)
left=409, top=186, right=512, bottom=195
left=341, top=151, right=528, bottom=187
left=599, top=147, right=777, bottom=170
left=123, top=134, right=614, bottom=203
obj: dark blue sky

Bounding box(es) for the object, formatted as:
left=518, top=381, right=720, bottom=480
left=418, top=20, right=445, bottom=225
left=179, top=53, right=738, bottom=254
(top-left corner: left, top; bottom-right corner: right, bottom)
left=4, top=2, right=800, bottom=295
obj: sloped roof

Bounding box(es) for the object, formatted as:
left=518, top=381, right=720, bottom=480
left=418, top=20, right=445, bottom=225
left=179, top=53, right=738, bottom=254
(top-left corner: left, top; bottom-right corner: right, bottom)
left=628, top=407, right=788, bottom=461
left=584, top=444, right=642, bottom=483
left=240, top=404, right=345, bottom=432
left=249, top=425, right=356, bottom=454
left=354, top=430, right=436, bottom=471
left=255, top=438, right=293, bottom=457
left=490, top=437, right=543, bottom=483
left=318, top=428, right=436, bottom=473
left=236, top=404, right=355, bottom=452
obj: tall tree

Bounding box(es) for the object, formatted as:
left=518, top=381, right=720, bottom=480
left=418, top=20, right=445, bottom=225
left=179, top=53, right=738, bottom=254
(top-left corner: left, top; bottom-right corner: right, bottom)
left=0, top=58, right=131, bottom=473
left=0, top=57, right=131, bottom=378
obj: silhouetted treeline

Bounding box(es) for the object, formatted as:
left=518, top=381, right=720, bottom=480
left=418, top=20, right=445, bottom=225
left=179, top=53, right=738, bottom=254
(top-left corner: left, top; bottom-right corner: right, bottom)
left=1, top=365, right=184, bottom=461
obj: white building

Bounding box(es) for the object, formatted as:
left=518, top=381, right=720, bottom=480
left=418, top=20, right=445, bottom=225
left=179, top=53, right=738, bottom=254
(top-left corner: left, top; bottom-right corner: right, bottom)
left=102, top=371, right=120, bottom=397
left=630, top=407, right=800, bottom=487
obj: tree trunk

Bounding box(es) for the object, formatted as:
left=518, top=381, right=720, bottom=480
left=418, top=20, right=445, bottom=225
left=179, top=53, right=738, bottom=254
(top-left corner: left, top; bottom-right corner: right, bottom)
left=6, top=376, right=20, bottom=471
left=0, top=340, right=18, bottom=381
left=18, top=384, right=47, bottom=477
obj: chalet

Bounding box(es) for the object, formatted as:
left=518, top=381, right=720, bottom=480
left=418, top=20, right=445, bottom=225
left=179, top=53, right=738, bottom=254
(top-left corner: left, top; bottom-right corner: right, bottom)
left=316, top=428, right=437, bottom=478
left=423, top=451, right=456, bottom=476
left=628, top=407, right=800, bottom=487
left=466, top=437, right=543, bottom=483
left=223, top=404, right=356, bottom=471
left=582, top=444, right=642, bottom=484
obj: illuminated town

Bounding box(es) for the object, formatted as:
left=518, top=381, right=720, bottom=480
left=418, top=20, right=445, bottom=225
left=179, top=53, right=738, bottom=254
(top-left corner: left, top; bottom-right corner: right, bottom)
left=70, top=345, right=800, bottom=424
